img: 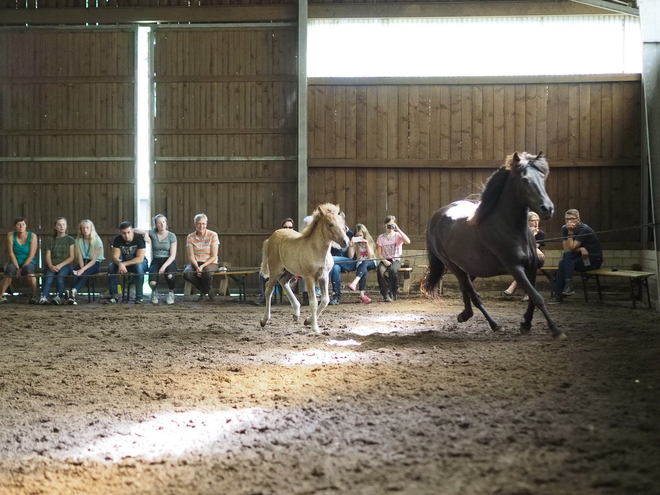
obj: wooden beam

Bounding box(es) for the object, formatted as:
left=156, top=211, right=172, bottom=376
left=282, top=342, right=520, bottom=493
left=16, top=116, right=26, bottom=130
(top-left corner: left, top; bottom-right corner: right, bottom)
left=0, top=5, right=296, bottom=25
left=308, top=1, right=622, bottom=19
left=309, top=74, right=642, bottom=87
left=308, top=158, right=640, bottom=169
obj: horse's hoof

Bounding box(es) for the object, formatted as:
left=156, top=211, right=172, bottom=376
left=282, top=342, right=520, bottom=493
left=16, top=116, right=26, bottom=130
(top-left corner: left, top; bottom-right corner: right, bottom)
left=520, top=322, right=532, bottom=334
left=492, top=324, right=503, bottom=332
left=553, top=331, right=568, bottom=341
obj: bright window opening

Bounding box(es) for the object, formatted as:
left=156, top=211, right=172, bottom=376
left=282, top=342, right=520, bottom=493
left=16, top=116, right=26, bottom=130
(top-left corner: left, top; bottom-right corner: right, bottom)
left=308, top=16, right=642, bottom=77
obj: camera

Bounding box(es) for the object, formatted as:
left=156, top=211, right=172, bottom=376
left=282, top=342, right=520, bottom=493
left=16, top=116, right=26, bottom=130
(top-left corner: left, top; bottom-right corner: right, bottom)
left=387, top=224, right=395, bottom=229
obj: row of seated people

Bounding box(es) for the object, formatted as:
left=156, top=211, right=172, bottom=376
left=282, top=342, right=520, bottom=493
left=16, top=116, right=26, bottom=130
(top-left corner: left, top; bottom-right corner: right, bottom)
left=0, top=213, right=222, bottom=306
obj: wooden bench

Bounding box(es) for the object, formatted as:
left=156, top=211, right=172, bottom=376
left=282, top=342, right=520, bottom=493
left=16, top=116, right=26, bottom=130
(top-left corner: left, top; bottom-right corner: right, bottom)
left=182, top=266, right=260, bottom=303
left=540, top=266, right=655, bottom=309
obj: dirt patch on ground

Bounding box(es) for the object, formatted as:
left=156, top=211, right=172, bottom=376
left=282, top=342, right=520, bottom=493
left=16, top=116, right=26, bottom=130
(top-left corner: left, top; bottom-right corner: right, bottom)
left=1, top=291, right=659, bottom=495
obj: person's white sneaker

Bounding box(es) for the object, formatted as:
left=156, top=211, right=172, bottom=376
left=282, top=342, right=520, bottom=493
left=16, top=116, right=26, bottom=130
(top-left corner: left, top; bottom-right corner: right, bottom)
left=51, top=295, right=62, bottom=305
left=151, top=291, right=159, bottom=304
left=166, top=292, right=175, bottom=305
left=39, top=296, right=49, bottom=305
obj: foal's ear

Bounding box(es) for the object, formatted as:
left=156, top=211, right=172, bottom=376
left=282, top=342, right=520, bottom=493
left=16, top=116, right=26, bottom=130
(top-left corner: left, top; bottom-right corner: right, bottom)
left=536, top=151, right=544, bottom=159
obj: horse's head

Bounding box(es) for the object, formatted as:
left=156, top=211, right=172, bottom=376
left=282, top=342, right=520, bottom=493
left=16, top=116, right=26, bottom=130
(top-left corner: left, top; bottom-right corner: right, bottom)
left=311, top=203, right=350, bottom=249
left=510, top=151, right=554, bottom=220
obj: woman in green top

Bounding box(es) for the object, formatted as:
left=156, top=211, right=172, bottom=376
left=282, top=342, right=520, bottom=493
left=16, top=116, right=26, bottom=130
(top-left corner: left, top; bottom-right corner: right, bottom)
left=39, top=217, right=75, bottom=305
left=0, top=217, right=39, bottom=304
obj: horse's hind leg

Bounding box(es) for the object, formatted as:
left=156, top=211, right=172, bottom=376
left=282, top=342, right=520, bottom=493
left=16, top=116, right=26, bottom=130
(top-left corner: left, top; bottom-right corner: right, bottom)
left=456, top=273, right=501, bottom=332
left=279, top=272, right=300, bottom=322
left=448, top=268, right=474, bottom=323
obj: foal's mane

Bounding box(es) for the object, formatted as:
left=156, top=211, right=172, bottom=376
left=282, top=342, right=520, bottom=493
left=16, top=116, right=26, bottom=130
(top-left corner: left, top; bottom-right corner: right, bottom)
left=300, top=203, right=340, bottom=238
left=472, top=152, right=547, bottom=224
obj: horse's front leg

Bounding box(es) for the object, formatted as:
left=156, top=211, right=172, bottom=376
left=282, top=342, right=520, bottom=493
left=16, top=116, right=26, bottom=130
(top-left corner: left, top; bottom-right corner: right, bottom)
left=260, top=278, right=277, bottom=327
left=303, top=275, right=321, bottom=333
left=511, top=267, right=566, bottom=340
left=279, top=274, right=300, bottom=322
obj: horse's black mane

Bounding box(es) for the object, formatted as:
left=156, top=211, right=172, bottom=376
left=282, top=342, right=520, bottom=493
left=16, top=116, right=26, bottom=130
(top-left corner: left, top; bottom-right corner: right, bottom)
left=472, top=166, right=510, bottom=224
left=473, top=152, right=548, bottom=224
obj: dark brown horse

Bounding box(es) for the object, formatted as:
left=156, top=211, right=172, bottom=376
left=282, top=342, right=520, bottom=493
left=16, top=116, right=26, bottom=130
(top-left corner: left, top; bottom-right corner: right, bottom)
left=422, top=152, right=565, bottom=340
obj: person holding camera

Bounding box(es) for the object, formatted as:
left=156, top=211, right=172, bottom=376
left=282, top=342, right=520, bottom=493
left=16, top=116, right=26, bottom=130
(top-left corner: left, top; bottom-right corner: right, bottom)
left=347, top=223, right=378, bottom=304
left=376, top=215, right=410, bottom=302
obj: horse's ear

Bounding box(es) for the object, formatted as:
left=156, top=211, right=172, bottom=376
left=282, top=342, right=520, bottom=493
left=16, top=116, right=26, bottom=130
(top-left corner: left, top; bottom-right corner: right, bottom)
left=512, top=152, right=521, bottom=164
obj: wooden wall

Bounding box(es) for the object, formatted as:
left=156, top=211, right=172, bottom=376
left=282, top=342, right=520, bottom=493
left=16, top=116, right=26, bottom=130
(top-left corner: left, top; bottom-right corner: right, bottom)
left=152, top=26, right=298, bottom=269
left=307, top=79, right=642, bottom=248
left=0, top=28, right=135, bottom=262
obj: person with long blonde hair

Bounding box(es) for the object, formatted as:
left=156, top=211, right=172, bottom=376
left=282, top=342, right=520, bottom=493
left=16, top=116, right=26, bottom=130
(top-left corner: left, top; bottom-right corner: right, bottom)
left=347, top=224, right=378, bottom=304
left=68, top=219, right=105, bottom=305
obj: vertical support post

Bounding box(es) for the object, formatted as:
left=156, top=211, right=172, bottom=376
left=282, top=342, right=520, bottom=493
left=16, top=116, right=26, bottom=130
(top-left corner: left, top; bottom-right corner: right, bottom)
left=297, top=0, right=309, bottom=226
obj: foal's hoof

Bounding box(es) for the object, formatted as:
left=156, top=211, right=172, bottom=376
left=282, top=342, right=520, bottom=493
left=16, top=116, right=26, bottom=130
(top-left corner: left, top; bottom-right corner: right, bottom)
left=520, top=322, right=532, bottom=334
left=260, top=318, right=268, bottom=328
left=292, top=315, right=299, bottom=322
left=304, top=317, right=312, bottom=326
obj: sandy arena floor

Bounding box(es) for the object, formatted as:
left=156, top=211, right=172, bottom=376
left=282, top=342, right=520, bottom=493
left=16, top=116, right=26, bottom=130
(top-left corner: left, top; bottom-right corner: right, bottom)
left=0, top=290, right=659, bottom=495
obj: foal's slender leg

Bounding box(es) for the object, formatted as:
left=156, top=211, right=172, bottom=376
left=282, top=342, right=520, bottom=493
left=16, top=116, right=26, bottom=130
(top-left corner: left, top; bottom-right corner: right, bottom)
left=278, top=273, right=300, bottom=322
left=260, top=274, right=278, bottom=327
left=302, top=275, right=321, bottom=333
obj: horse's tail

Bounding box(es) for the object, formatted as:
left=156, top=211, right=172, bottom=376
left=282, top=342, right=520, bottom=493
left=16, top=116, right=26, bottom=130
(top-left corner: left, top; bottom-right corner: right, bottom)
left=421, top=251, right=447, bottom=299
left=260, top=239, right=270, bottom=279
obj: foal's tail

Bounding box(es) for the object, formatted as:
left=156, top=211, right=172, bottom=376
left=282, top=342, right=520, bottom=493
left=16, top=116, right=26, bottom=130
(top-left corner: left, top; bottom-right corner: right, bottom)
left=421, top=252, right=447, bottom=299
left=260, top=239, right=270, bottom=279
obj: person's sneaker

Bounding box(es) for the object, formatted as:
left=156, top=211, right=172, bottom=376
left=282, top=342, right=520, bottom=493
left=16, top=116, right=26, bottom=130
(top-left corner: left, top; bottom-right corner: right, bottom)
left=392, top=292, right=398, bottom=301
left=0, top=296, right=8, bottom=303
left=348, top=282, right=357, bottom=292
left=134, top=297, right=143, bottom=305
left=197, top=294, right=206, bottom=302
left=383, top=295, right=393, bottom=303
left=166, top=292, right=175, bottom=305
left=360, top=294, right=372, bottom=304
left=208, top=292, right=215, bottom=301
left=315, top=286, right=321, bottom=297
left=68, top=296, right=77, bottom=305
left=39, top=296, right=49, bottom=305
left=151, top=291, right=159, bottom=304
left=108, top=296, right=119, bottom=304
left=329, top=296, right=340, bottom=305
left=562, top=286, right=575, bottom=297
left=51, top=295, right=62, bottom=305
left=548, top=294, right=563, bottom=304
left=302, top=293, right=309, bottom=306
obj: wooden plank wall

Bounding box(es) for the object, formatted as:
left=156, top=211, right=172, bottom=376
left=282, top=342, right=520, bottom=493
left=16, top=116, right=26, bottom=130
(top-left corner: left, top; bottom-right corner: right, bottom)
left=152, top=27, right=298, bottom=269
left=308, top=80, right=642, bottom=248
left=0, top=28, right=135, bottom=263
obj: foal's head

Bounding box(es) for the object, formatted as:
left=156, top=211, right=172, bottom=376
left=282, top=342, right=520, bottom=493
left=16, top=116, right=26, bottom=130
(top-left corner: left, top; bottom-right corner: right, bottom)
left=306, top=203, right=349, bottom=249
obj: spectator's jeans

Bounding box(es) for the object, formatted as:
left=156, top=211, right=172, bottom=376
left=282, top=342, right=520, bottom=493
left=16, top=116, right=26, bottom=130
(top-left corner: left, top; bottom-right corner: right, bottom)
left=553, top=251, right=602, bottom=295
left=71, top=262, right=101, bottom=292
left=377, top=259, right=401, bottom=297
left=183, top=263, right=219, bottom=295
left=149, top=258, right=177, bottom=290
left=355, top=260, right=377, bottom=291
left=41, top=264, right=74, bottom=298
left=331, top=257, right=357, bottom=297
left=108, top=259, right=148, bottom=297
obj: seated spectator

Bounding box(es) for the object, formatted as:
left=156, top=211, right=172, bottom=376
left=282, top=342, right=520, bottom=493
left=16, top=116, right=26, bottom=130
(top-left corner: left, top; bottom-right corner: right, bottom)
left=550, top=208, right=603, bottom=304
left=68, top=219, right=105, bottom=305
left=347, top=223, right=377, bottom=304
left=503, top=211, right=546, bottom=302
left=39, top=217, right=75, bottom=305
left=142, top=214, right=177, bottom=305
left=376, top=215, right=411, bottom=302
left=329, top=211, right=355, bottom=305
left=183, top=213, right=220, bottom=301
left=108, top=221, right=148, bottom=304
left=0, top=217, right=39, bottom=304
